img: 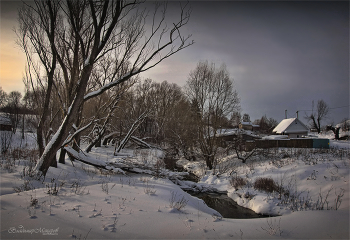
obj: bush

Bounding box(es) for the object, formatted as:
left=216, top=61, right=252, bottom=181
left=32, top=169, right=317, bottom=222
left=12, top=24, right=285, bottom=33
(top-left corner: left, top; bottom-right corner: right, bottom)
left=0, top=131, right=13, bottom=154
left=229, top=175, right=247, bottom=189
left=254, top=177, right=278, bottom=193
left=169, top=191, right=188, bottom=211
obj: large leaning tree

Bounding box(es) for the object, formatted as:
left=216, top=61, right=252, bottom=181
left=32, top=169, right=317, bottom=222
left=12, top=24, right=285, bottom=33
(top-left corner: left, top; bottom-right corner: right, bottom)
left=17, top=0, right=193, bottom=177
left=184, top=61, right=240, bottom=170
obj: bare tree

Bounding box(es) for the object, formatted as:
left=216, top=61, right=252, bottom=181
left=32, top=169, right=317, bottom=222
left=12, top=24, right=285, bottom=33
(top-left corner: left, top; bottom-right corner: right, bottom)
left=230, top=134, right=256, bottom=164
left=0, top=87, right=7, bottom=108
left=340, top=118, right=350, bottom=132
left=255, top=115, right=278, bottom=134
left=229, top=111, right=241, bottom=128
left=18, top=0, right=59, bottom=158
left=305, top=100, right=330, bottom=134
left=17, top=0, right=193, bottom=177
left=185, top=61, right=240, bottom=170
left=115, top=110, right=150, bottom=154
left=166, top=96, right=197, bottom=160
left=326, top=125, right=341, bottom=140
left=5, top=91, right=23, bottom=134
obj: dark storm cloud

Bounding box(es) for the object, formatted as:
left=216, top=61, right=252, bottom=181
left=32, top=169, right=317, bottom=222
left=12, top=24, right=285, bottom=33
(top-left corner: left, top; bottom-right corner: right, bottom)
left=143, top=1, right=349, bottom=124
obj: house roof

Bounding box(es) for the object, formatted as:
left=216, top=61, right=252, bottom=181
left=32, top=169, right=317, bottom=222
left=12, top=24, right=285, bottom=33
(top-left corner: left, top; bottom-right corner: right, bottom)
left=215, top=128, right=261, bottom=139
left=273, top=118, right=309, bottom=134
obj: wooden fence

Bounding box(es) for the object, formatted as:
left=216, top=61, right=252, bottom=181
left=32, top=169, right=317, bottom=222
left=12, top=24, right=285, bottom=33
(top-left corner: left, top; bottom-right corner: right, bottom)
left=246, top=138, right=329, bottom=150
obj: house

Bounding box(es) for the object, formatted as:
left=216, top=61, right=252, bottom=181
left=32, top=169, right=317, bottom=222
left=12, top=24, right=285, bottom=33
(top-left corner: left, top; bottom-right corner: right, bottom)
left=273, top=118, right=309, bottom=138
left=0, top=114, right=12, bottom=131
left=215, top=128, right=261, bottom=148
left=239, top=121, right=260, bottom=131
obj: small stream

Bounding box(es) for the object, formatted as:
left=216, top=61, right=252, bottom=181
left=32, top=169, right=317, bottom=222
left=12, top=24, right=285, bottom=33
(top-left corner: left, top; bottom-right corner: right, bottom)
left=185, top=190, right=268, bottom=219
left=164, top=157, right=269, bottom=219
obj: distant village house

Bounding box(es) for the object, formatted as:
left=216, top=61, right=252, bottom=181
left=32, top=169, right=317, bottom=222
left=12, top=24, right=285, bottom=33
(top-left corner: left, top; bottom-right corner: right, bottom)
left=0, top=115, right=12, bottom=131
left=239, top=121, right=260, bottom=131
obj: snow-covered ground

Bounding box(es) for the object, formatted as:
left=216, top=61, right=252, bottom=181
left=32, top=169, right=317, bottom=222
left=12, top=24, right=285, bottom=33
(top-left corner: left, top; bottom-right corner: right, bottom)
left=0, top=132, right=349, bottom=239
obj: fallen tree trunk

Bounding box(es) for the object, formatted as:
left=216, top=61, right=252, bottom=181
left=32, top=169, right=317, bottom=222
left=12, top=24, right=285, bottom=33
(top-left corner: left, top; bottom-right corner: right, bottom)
left=65, top=146, right=108, bottom=169
left=63, top=146, right=162, bottom=176
left=64, top=146, right=125, bottom=174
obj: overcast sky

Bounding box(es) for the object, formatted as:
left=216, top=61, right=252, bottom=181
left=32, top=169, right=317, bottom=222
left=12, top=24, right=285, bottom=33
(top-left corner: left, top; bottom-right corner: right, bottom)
left=143, top=1, right=349, bottom=125
left=1, top=1, right=349, bottom=125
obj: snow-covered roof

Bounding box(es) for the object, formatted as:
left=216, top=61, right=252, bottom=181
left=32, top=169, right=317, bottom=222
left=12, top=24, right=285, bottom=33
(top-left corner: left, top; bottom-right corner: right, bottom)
left=215, top=128, right=240, bottom=137
left=214, top=128, right=261, bottom=139
left=273, top=118, right=309, bottom=134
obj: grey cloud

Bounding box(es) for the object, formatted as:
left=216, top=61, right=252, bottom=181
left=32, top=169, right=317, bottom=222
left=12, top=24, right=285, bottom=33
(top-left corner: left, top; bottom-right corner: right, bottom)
left=144, top=1, right=349, bottom=124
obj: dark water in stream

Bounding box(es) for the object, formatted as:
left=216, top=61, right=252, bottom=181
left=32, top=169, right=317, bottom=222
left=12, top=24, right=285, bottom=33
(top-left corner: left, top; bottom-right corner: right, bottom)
left=185, top=190, right=269, bottom=219
left=164, top=157, right=270, bottom=219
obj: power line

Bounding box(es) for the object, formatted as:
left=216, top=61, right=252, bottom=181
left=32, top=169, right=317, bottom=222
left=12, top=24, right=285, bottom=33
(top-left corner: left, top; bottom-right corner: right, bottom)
left=298, top=105, right=349, bottom=112
left=329, top=105, right=350, bottom=110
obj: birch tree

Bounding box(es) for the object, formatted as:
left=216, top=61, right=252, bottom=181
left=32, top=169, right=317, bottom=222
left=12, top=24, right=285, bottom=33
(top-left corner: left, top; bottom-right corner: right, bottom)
left=17, top=0, right=193, bottom=177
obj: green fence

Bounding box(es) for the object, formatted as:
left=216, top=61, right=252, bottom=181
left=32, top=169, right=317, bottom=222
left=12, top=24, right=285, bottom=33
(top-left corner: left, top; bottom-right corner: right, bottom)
left=253, top=138, right=329, bottom=149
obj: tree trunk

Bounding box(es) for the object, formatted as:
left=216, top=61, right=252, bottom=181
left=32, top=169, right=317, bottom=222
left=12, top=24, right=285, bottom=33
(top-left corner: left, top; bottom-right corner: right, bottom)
left=95, top=139, right=101, bottom=147
left=335, top=128, right=340, bottom=140
left=85, top=133, right=104, bottom=153
left=50, top=154, right=57, bottom=167
left=327, top=126, right=340, bottom=140
left=72, top=108, right=83, bottom=152
left=34, top=65, right=92, bottom=176
left=22, top=113, right=25, bottom=140
left=115, top=112, right=147, bottom=154
left=35, top=115, right=73, bottom=176
left=206, top=156, right=213, bottom=170
left=37, top=127, right=45, bottom=157
left=59, top=148, right=66, bottom=164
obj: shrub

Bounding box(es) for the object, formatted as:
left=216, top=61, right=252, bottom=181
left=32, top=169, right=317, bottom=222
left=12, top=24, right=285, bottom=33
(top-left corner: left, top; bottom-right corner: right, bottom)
left=229, top=175, right=247, bottom=189
left=144, top=182, right=157, bottom=195
left=0, top=131, right=13, bottom=154
left=154, top=158, right=166, bottom=178
left=0, top=158, right=16, bottom=172
left=254, top=177, right=278, bottom=193
left=169, top=191, right=188, bottom=211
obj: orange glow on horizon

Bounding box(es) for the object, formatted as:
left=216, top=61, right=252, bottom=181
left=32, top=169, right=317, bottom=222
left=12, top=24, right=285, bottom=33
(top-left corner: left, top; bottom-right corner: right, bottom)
left=0, top=18, right=26, bottom=94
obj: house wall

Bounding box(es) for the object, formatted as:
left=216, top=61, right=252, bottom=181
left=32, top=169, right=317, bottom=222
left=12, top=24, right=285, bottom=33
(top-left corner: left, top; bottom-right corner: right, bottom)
left=288, top=132, right=308, bottom=138
left=239, top=124, right=253, bottom=131
left=285, top=119, right=308, bottom=134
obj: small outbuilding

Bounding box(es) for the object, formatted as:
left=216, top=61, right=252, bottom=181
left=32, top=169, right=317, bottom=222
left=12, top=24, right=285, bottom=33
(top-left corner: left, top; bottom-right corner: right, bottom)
left=239, top=121, right=260, bottom=131
left=0, top=115, right=13, bottom=131
left=273, top=118, right=309, bottom=138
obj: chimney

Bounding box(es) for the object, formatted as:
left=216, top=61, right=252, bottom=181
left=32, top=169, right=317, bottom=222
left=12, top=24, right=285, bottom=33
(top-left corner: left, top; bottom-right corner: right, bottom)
left=285, top=110, right=287, bottom=119
left=296, top=111, right=299, bottom=119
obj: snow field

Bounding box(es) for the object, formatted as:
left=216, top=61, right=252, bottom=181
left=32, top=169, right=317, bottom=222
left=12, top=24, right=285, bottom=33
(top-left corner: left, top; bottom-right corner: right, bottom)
left=1, top=133, right=349, bottom=239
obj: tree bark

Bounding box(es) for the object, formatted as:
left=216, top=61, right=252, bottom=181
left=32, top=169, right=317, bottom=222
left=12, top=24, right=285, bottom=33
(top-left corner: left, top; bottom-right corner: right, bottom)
left=35, top=64, right=93, bottom=176
left=50, top=154, right=57, bottom=168
left=58, top=148, right=66, bottom=164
